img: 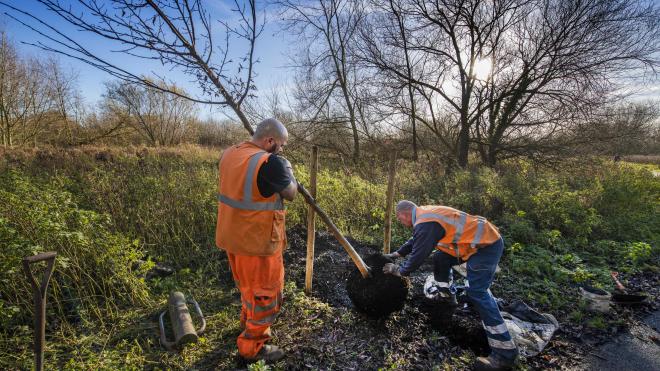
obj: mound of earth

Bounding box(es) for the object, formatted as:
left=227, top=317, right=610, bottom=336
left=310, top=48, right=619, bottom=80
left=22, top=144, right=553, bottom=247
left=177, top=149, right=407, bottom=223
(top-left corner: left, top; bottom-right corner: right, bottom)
left=346, top=253, right=410, bottom=317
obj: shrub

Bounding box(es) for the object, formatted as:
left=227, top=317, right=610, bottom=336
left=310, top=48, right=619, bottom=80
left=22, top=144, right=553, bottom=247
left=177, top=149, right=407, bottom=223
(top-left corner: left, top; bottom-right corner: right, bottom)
left=290, top=165, right=389, bottom=243
left=0, top=171, right=151, bottom=330
left=593, top=163, right=659, bottom=244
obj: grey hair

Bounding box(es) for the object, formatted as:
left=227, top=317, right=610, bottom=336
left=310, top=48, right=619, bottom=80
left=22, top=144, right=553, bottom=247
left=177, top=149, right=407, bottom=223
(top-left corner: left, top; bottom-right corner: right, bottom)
left=253, top=118, right=287, bottom=140
left=395, top=200, right=417, bottom=214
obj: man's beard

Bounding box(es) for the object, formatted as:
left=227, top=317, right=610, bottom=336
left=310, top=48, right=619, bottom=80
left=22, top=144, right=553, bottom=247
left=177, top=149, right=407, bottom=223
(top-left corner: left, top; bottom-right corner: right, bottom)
left=267, top=143, right=277, bottom=153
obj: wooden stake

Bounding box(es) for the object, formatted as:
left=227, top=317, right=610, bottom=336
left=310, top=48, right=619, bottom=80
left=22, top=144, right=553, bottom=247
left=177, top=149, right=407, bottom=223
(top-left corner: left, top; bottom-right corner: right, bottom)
left=305, top=146, right=318, bottom=294
left=383, top=151, right=397, bottom=253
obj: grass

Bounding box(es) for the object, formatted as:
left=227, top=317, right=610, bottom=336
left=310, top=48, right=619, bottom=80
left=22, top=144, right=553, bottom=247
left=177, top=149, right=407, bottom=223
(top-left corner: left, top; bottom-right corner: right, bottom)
left=0, top=145, right=658, bottom=369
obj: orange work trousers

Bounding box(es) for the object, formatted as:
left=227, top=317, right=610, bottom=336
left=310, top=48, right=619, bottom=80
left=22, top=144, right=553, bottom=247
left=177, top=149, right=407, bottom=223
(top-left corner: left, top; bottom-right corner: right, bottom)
left=226, top=250, right=284, bottom=358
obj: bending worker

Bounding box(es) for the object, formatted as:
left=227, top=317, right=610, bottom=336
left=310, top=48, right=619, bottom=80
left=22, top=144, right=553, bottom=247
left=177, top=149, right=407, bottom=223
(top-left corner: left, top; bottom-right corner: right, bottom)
left=383, top=200, right=518, bottom=371
left=216, top=118, right=297, bottom=362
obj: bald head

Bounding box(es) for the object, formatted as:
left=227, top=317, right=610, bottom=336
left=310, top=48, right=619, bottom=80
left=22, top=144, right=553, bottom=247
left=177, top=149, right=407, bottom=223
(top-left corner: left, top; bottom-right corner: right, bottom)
left=253, top=118, right=288, bottom=141
left=395, top=200, right=417, bottom=228
left=396, top=200, right=417, bottom=214
left=252, top=118, right=288, bottom=153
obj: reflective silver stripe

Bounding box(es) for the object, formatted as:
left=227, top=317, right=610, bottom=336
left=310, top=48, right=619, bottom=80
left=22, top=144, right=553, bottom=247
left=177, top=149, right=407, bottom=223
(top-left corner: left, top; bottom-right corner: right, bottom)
left=418, top=213, right=457, bottom=226
left=243, top=300, right=253, bottom=311
left=472, top=219, right=485, bottom=248
left=248, top=313, right=279, bottom=326
left=255, top=300, right=278, bottom=313
left=218, top=194, right=283, bottom=211
left=244, top=152, right=265, bottom=202
left=437, top=242, right=451, bottom=248
left=218, top=151, right=284, bottom=211
left=453, top=212, right=467, bottom=244
left=483, top=322, right=509, bottom=335
left=488, top=337, right=517, bottom=350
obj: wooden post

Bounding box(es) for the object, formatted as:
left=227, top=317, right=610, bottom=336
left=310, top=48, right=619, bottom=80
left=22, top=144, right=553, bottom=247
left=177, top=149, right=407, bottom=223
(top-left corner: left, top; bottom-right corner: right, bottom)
left=383, top=151, right=397, bottom=253
left=305, top=146, right=318, bottom=294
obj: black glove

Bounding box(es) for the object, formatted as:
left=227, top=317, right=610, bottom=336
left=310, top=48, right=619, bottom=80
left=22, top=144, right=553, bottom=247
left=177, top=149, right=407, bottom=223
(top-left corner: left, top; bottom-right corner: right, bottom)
left=382, top=263, right=401, bottom=277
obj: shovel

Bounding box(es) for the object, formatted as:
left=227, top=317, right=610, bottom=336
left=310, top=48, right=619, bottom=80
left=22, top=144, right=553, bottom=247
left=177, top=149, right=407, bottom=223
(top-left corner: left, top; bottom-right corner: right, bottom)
left=22, top=252, right=57, bottom=371
left=610, top=271, right=647, bottom=305
left=297, top=183, right=371, bottom=278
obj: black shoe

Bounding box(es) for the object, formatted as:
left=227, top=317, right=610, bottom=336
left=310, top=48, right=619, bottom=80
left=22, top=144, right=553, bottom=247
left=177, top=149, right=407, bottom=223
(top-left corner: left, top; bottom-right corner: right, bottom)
left=474, top=355, right=516, bottom=371
left=243, top=345, right=285, bottom=363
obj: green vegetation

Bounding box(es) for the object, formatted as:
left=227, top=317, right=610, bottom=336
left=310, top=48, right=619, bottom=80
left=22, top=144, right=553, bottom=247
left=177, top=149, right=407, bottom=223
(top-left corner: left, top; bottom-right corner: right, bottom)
left=0, top=146, right=658, bottom=369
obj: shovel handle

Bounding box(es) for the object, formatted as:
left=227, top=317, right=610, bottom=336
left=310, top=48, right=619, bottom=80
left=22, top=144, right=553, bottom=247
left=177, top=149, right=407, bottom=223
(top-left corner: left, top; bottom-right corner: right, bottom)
left=611, top=271, right=626, bottom=291
left=22, top=252, right=56, bottom=371
left=297, top=183, right=371, bottom=278
left=22, top=252, right=57, bottom=298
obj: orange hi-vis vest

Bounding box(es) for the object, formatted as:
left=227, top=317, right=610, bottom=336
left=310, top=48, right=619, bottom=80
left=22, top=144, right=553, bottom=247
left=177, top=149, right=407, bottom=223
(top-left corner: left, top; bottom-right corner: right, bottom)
left=216, top=142, right=287, bottom=256
left=414, top=205, right=501, bottom=261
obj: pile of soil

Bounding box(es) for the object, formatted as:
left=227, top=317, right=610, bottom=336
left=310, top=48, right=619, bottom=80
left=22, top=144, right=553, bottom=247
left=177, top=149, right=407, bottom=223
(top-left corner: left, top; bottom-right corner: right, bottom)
left=280, top=226, right=659, bottom=369
left=345, top=254, right=410, bottom=317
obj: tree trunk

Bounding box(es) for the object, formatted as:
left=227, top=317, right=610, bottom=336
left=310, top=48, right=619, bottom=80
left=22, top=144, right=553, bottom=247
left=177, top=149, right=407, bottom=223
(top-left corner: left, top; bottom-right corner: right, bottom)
left=350, top=118, right=360, bottom=163
left=486, top=144, right=497, bottom=168
left=457, top=116, right=470, bottom=168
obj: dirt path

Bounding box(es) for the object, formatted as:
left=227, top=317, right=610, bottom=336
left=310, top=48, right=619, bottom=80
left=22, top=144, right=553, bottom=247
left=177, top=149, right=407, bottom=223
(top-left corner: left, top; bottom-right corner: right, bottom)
left=582, top=310, right=660, bottom=371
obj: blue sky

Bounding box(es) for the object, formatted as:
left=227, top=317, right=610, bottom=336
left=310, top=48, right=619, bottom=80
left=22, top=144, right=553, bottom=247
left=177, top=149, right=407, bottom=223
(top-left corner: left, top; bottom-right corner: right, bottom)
left=1, top=0, right=294, bottom=118
left=2, top=0, right=659, bottom=118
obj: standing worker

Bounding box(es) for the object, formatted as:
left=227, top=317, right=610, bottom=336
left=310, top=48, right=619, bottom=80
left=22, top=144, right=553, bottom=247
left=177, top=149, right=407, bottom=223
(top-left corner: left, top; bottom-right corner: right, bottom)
left=216, top=118, right=298, bottom=362
left=383, top=200, right=518, bottom=371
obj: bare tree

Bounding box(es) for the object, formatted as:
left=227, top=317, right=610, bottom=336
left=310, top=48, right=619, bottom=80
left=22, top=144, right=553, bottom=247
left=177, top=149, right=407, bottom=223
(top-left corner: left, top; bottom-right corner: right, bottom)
left=278, top=0, right=367, bottom=162
left=361, top=0, right=528, bottom=167
left=42, top=58, right=86, bottom=145
left=569, top=101, right=660, bottom=156
left=361, top=0, right=660, bottom=167
left=1, top=0, right=265, bottom=135
left=474, top=0, right=660, bottom=166
left=0, top=32, right=56, bottom=147
left=103, top=80, right=196, bottom=145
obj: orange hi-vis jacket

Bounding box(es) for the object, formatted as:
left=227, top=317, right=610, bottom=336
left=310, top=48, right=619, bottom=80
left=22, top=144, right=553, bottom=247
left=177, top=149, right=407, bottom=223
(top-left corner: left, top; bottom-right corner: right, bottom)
left=216, top=141, right=287, bottom=256
left=414, top=205, right=501, bottom=261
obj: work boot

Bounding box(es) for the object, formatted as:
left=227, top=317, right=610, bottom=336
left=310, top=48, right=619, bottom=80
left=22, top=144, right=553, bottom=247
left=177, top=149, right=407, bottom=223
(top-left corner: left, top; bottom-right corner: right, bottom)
left=244, top=344, right=285, bottom=363
left=474, top=354, right=516, bottom=371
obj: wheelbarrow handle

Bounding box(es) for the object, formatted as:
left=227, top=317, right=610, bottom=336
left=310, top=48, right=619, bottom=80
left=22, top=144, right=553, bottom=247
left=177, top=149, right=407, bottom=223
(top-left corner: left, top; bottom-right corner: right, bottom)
left=610, top=271, right=626, bottom=291
left=189, top=299, right=206, bottom=335
left=158, top=311, right=177, bottom=351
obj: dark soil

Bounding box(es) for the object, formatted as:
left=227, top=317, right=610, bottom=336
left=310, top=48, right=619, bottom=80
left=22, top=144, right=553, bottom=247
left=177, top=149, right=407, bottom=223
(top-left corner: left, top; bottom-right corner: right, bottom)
left=280, top=226, right=660, bottom=370
left=345, top=254, right=410, bottom=317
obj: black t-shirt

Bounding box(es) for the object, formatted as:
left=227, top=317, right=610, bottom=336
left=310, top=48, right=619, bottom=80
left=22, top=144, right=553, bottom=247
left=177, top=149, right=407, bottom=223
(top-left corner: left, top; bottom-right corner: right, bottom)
left=257, top=154, right=292, bottom=198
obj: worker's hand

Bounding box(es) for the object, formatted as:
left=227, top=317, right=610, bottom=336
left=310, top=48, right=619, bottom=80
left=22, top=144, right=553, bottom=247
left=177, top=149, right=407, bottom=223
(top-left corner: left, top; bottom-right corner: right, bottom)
left=383, top=252, right=401, bottom=260
left=382, top=263, right=401, bottom=277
